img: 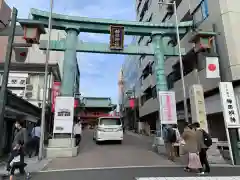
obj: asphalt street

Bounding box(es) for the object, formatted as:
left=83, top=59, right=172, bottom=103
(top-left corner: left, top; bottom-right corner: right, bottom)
left=31, top=166, right=240, bottom=180
left=43, top=130, right=175, bottom=171
left=27, top=130, right=240, bottom=179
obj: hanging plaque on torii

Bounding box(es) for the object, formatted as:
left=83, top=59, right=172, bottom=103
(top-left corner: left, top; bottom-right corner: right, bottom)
left=109, top=25, right=124, bottom=50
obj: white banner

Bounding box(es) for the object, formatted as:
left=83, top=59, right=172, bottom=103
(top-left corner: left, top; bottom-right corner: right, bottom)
left=219, top=82, right=240, bottom=127
left=53, top=96, right=74, bottom=134
left=189, top=84, right=208, bottom=132
left=158, top=91, right=177, bottom=125
left=206, top=56, right=220, bottom=78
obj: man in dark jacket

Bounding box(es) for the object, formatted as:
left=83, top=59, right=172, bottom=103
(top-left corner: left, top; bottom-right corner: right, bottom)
left=194, top=122, right=210, bottom=174
left=6, top=119, right=28, bottom=174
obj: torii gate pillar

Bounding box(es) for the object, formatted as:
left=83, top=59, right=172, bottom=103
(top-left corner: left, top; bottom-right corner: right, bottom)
left=60, top=28, right=79, bottom=96
left=151, top=32, right=168, bottom=144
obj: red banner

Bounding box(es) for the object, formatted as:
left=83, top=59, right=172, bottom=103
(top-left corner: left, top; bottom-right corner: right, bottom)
left=74, top=99, right=78, bottom=108
left=51, top=81, right=61, bottom=112
left=129, top=98, right=135, bottom=109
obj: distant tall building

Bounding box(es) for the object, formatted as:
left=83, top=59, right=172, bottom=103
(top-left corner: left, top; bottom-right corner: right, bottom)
left=118, top=67, right=124, bottom=106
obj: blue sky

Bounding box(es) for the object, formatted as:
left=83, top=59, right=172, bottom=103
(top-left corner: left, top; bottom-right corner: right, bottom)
left=5, top=0, right=135, bottom=104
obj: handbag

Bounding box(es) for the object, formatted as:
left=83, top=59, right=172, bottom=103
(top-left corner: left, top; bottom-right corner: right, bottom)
left=10, top=155, right=20, bottom=167
left=188, top=152, right=202, bottom=169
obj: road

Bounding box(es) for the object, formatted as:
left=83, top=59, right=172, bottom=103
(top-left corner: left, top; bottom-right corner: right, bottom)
left=30, top=130, right=240, bottom=180
left=43, top=129, right=175, bottom=171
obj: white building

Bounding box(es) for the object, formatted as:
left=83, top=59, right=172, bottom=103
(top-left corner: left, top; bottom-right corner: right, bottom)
left=0, top=28, right=66, bottom=108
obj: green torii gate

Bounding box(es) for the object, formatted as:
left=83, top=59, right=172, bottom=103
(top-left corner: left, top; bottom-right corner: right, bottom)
left=18, top=8, right=193, bottom=97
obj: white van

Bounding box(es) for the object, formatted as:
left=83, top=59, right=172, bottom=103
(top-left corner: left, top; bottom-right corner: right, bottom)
left=93, top=116, right=123, bottom=144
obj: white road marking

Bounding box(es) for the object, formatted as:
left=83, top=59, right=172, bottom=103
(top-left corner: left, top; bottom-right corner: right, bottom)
left=40, top=164, right=184, bottom=173
left=136, top=177, right=240, bottom=180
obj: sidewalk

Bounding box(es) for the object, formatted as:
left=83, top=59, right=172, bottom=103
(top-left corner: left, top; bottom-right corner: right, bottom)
left=0, top=157, right=52, bottom=175
left=126, top=131, right=229, bottom=165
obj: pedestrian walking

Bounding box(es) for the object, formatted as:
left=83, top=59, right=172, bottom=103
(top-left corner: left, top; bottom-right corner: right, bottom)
left=6, top=118, right=28, bottom=175
left=163, top=124, right=179, bottom=161
left=73, top=120, right=82, bottom=146
left=193, top=122, right=212, bottom=174
left=28, top=122, right=41, bottom=157
left=181, top=122, right=201, bottom=172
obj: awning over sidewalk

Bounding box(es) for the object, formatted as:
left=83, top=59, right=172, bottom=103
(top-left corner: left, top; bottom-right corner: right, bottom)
left=4, top=90, right=41, bottom=122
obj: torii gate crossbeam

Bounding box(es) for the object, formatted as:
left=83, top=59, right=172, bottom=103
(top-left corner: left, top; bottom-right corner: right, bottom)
left=18, top=9, right=193, bottom=99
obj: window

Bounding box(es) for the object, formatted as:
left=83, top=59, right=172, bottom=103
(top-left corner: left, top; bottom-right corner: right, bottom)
left=193, top=0, right=209, bottom=27
left=99, top=118, right=121, bottom=126
left=139, top=0, right=149, bottom=21
left=147, top=14, right=153, bottom=22
left=137, top=0, right=142, bottom=15
left=167, top=72, right=175, bottom=89
left=152, top=86, right=157, bottom=99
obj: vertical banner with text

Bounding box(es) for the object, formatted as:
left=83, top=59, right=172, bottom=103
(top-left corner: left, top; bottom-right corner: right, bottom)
left=109, top=25, right=124, bottom=50
left=219, top=82, right=240, bottom=127
left=53, top=96, right=74, bottom=134
left=189, top=84, right=208, bottom=132
left=158, top=91, right=177, bottom=125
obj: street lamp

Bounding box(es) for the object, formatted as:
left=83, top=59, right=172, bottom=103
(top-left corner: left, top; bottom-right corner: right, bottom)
left=38, top=0, right=54, bottom=160
left=158, top=0, right=189, bottom=123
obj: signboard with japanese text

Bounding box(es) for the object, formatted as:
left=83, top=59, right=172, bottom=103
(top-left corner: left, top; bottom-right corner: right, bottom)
left=189, top=85, right=208, bottom=132
left=53, top=96, right=74, bottom=134
left=158, top=91, right=177, bottom=125
left=219, top=82, right=240, bottom=127
left=109, top=25, right=124, bottom=50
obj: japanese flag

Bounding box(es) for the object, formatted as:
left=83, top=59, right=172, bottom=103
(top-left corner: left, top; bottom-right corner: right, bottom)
left=206, top=56, right=220, bottom=79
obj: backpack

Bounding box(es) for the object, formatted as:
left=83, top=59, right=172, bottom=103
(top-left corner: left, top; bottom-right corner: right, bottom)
left=167, top=128, right=177, bottom=143
left=202, top=130, right=212, bottom=147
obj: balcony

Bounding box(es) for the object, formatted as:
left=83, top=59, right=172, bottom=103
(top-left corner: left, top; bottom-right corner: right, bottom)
left=139, top=97, right=159, bottom=117
left=173, top=70, right=198, bottom=103
left=180, top=32, right=194, bottom=54
left=172, top=68, right=220, bottom=103
left=141, top=57, right=153, bottom=71
left=142, top=74, right=152, bottom=92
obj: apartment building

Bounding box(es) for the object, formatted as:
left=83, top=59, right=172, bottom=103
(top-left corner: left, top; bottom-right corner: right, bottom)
left=122, top=0, right=240, bottom=139
left=0, top=27, right=80, bottom=108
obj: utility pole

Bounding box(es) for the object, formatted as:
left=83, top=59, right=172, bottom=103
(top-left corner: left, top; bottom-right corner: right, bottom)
left=158, top=0, right=189, bottom=123
left=173, top=1, right=189, bottom=123
left=0, top=7, right=17, bottom=154
left=38, top=0, right=54, bottom=160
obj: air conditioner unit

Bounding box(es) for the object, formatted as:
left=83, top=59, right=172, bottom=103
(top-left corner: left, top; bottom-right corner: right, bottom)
left=25, top=84, right=33, bottom=91
left=24, top=84, right=34, bottom=99
left=25, top=91, right=33, bottom=99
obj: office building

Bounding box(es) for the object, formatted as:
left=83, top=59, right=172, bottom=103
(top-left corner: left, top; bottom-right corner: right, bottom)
left=121, top=0, right=240, bottom=139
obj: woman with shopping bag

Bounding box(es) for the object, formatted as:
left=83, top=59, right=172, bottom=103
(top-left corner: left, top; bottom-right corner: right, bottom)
left=181, top=123, right=202, bottom=172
